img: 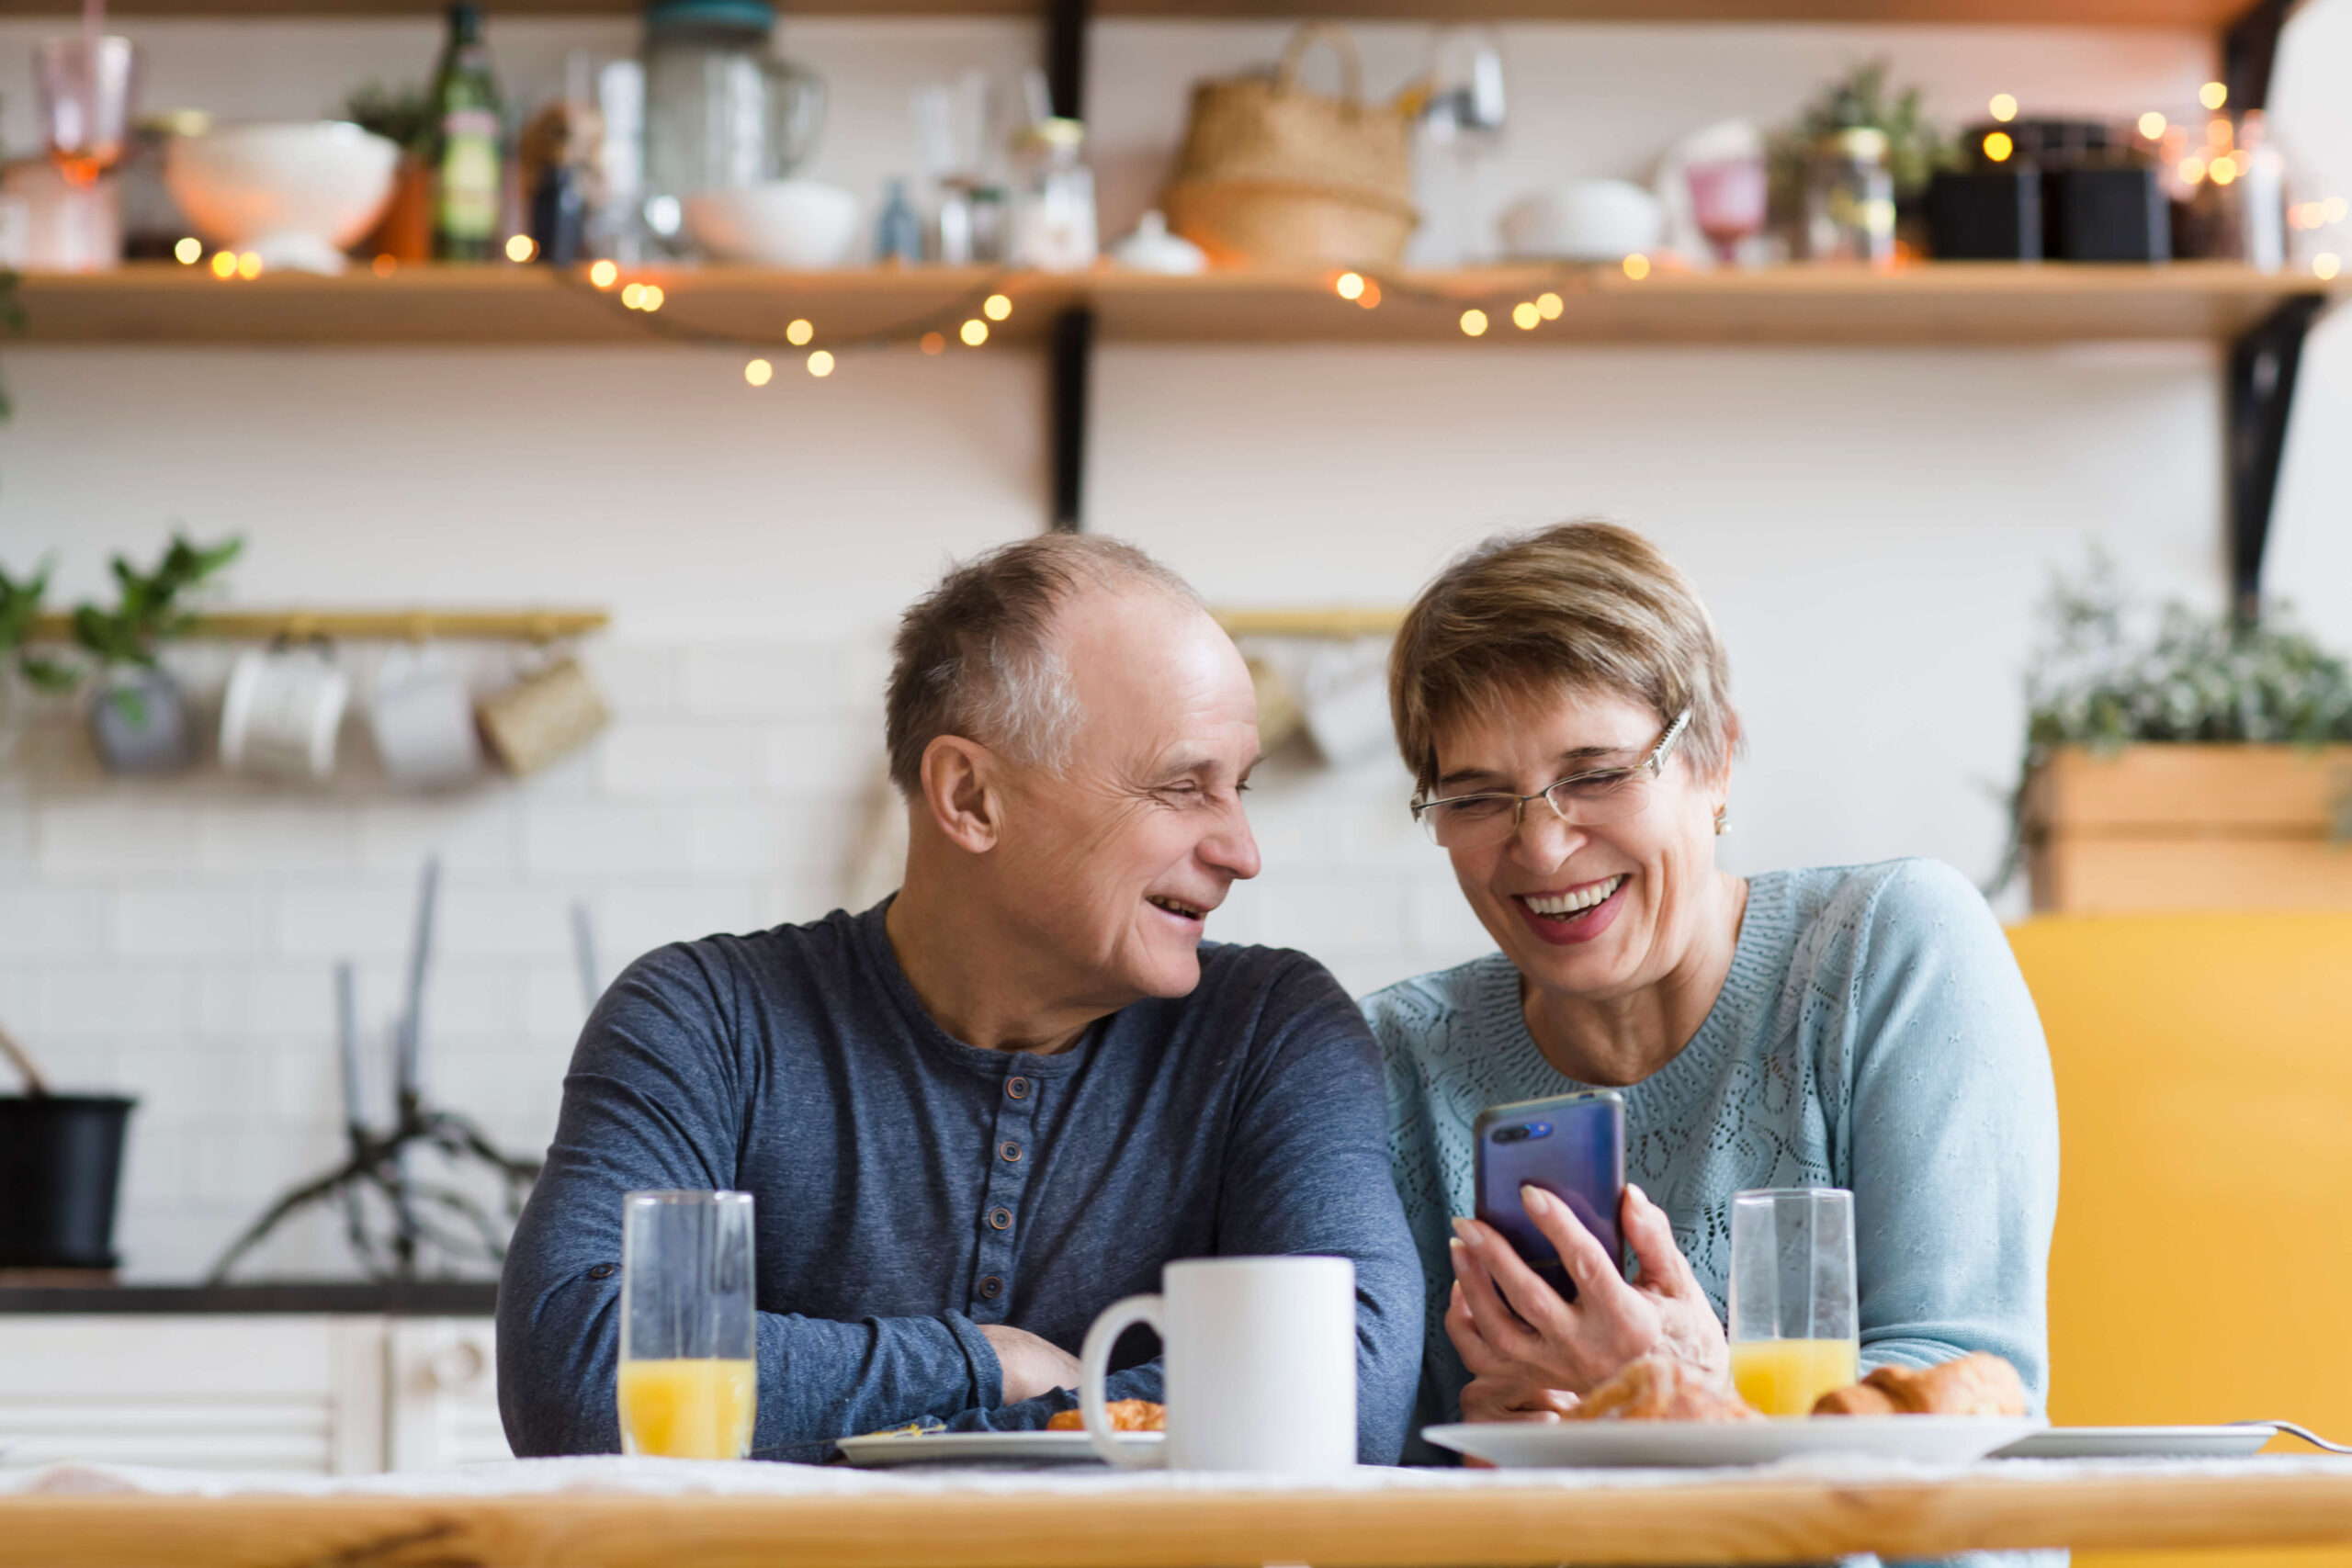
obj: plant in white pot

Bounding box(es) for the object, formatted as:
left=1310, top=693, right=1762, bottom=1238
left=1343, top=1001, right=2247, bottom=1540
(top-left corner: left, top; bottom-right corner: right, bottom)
left=70, top=533, right=242, bottom=775
left=2001, top=560, right=2352, bottom=913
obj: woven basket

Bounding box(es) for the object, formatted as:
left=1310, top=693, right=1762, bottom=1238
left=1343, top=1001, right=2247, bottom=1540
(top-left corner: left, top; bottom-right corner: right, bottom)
left=1162, top=23, right=1417, bottom=268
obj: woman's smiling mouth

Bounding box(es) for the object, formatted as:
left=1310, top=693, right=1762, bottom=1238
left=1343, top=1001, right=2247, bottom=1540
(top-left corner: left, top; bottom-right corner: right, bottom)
left=1511, top=874, right=1629, bottom=946
left=1146, top=894, right=1207, bottom=923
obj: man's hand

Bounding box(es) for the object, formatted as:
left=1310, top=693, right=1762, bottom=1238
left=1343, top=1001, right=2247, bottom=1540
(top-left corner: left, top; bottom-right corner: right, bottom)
left=978, top=1324, right=1082, bottom=1404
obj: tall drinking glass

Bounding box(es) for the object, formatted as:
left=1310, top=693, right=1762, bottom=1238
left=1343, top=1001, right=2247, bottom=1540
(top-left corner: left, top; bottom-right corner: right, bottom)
left=617, top=1190, right=756, bottom=1459
left=37, top=35, right=140, bottom=186
left=1727, top=1187, right=1859, bottom=1416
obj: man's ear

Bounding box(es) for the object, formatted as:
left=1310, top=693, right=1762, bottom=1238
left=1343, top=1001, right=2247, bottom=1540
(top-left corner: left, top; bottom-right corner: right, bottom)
left=919, top=734, right=1004, bottom=853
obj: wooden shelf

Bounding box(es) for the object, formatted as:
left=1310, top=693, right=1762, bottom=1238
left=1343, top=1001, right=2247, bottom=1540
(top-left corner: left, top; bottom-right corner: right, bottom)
left=24, top=608, right=610, bottom=642
left=77, top=0, right=2256, bottom=26
left=8, top=262, right=2336, bottom=349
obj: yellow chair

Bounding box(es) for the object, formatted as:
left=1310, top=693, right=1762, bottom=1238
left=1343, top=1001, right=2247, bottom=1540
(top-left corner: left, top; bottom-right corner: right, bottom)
left=2009, top=913, right=2352, bottom=1568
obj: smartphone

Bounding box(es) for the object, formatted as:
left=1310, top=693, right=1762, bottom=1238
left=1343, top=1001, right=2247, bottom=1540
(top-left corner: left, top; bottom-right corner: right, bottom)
left=1471, top=1089, right=1627, bottom=1303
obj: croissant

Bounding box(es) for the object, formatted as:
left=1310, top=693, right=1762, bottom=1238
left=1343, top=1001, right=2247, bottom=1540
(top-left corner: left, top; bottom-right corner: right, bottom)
left=1046, top=1399, right=1166, bottom=1431
left=1568, top=1354, right=1762, bottom=1423
left=1811, top=1352, right=2028, bottom=1417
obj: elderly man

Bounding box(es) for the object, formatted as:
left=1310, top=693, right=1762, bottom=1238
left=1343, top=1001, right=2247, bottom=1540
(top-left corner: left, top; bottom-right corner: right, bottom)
left=498, top=536, right=1420, bottom=1463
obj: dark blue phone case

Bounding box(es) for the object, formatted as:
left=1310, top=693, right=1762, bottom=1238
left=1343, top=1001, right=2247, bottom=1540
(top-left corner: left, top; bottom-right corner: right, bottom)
left=1471, top=1090, right=1627, bottom=1303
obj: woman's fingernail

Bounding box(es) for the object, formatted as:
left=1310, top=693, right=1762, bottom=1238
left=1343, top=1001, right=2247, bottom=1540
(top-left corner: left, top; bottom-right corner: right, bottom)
left=1520, top=1183, right=1552, bottom=1215
left=1452, top=1216, right=1479, bottom=1246
left=1627, top=1182, right=1648, bottom=1206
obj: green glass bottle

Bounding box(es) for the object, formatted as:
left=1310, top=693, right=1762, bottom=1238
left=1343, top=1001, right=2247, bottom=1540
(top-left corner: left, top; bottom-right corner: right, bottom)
left=430, top=2, right=503, bottom=261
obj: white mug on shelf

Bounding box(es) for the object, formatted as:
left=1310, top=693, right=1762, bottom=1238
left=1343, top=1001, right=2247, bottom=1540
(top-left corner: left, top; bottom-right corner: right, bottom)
left=369, top=644, right=481, bottom=788
left=220, top=643, right=349, bottom=783
left=1076, top=1254, right=1355, bottom=1474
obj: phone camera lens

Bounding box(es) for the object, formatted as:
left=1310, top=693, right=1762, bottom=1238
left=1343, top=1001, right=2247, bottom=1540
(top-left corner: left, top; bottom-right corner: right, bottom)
left=1527, top=1122, right=1552, bottom=1138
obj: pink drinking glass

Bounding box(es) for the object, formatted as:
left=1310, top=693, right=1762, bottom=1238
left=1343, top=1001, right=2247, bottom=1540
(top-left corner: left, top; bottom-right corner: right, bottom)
left=1685, top=156, right=1768, bottom=266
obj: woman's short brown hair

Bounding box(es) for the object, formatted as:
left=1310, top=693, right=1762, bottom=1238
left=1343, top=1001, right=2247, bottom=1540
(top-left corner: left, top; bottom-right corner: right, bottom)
left=1388, top=522, right=1738, bottom=795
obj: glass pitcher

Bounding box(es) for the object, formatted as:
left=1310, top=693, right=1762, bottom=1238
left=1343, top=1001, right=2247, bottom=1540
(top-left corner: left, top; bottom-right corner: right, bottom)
left=639, top=0, right=824, bottom=246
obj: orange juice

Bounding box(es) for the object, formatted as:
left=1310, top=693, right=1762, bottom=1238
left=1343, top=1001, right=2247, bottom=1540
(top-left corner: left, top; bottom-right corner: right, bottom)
left=1730, top=1337, right=1860, bottom=1416
left=617, top=1358, right=756, bottom=1459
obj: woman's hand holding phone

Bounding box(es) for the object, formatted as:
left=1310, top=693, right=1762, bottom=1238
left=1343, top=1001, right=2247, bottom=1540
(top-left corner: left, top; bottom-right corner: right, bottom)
left=1448, top=1181, right=1730, bottom=1404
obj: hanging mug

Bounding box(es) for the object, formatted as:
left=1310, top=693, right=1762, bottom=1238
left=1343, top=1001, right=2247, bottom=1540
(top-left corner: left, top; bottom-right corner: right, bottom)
left=220, top=640, right=349, bottom=783
left=369, top=643, right=481, bottom=788
left=477, top=652, right=609, bottom=777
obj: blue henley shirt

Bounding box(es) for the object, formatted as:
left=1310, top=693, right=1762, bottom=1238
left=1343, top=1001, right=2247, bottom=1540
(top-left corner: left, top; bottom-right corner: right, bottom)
left=497, top=898, right=1423, bottom=1464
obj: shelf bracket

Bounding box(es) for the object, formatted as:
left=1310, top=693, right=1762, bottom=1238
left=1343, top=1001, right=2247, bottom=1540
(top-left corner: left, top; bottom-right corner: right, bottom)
left=1044, top=0, right=1092, bottom=532
left=2226, top=294, right=2325, bottom=623
left=2222, top=0, right=2298, bottom=112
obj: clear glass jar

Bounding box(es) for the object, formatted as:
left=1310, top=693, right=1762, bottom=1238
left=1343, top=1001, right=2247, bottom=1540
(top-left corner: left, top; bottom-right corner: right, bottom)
left=1009, top=118, right=1096, bottom=273
left=639, top=0, right=823, bottom=246
left=1803, top=126, right=1895, bottom=265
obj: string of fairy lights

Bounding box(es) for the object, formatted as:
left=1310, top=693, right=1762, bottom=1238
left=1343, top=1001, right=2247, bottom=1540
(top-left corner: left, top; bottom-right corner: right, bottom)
left=160, top=90, right=2345, bottom=389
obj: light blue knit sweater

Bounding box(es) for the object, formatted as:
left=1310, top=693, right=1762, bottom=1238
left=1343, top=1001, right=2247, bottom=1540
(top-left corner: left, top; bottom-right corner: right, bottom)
left=1365, top=859, right=2061, bottom=1479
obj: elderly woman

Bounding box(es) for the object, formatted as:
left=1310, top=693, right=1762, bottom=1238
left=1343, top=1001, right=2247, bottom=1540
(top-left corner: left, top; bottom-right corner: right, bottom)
left=1365, top=522, right=2059, bottom=1461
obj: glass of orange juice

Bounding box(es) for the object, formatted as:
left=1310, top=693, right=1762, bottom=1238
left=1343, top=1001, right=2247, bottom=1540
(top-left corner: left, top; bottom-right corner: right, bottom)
left=1727, top=1187, right=1859, bottom=1417
left=618, top=1190, right=756, bottom=1459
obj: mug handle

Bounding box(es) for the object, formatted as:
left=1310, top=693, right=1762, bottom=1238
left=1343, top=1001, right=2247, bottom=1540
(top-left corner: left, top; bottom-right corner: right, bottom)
left=1077, top=1292, right=1166, bottom=1469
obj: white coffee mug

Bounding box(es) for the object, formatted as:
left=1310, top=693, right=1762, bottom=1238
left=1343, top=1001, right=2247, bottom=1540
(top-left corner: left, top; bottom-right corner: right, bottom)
left=220, top=644, right=349, bottom=783
left=369, top=645, right=481, bottom=788
left=1077, top=1255, right=1355, bottom=1474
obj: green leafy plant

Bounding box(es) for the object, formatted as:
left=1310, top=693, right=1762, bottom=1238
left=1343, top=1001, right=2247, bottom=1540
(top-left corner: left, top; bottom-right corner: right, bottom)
left=71, top=534, right=243, bottom=720
left=344, top=82, right=435, bottom=156
left=1990, top=557, right=2352, bottom=889
left=1771, top=60, right=1951, bottom=209
left=0, top=559, right=77, bottom=693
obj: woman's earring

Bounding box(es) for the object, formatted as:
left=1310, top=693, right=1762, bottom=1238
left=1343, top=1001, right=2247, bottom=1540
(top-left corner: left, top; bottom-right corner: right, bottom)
left=1713, top=804, right=1731, bottom=836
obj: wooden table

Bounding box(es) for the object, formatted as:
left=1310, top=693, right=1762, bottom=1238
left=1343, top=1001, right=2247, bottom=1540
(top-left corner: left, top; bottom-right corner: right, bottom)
left=6, top=1461, right=2352, bottom=1567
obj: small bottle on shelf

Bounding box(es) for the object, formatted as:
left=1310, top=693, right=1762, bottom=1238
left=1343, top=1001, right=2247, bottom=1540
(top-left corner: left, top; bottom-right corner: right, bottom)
left=429, top=2, right=503, bottom=262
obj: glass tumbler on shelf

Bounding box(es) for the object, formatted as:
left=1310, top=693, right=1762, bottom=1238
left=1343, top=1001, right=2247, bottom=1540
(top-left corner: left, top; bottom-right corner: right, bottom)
left=1726, top=1187, right=1860, bottom=1416
left=1802, top=127, right=1895, bottom=265
left=37, top=34, right=139, bottom=187
left=617, top=1190, right=757, bottom=1460
left=638, top=0, right=824, bottom=250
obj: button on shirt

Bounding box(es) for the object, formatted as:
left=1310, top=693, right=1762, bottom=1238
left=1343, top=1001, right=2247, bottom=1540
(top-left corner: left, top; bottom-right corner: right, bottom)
left=497, top=900, right=1421, bottom=1465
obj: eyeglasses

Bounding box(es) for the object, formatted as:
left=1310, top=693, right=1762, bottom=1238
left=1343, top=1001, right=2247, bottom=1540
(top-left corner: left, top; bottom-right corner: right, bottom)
left=1411, top=708, right=1693, bottom=849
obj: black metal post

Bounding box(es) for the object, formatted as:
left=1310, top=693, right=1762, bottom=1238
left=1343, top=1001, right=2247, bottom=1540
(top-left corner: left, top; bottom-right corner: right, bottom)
left=2225, top=295, right=2324, bottom=624
left=2222, top=0, right=2295, bottom=113
left=1046, top=0, right=1087, bottom=120
left=1044, top=0, right=1092, bottom=531
left=1050, top=308, right=1094, bottom=533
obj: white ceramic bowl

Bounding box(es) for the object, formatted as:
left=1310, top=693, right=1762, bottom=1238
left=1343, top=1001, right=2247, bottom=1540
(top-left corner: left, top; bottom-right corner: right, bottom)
left=166, top=121, right=400, bottom=275
left=1498, top=179, right=1665, bottom=262
left=683, top=180, right=860, bottom=267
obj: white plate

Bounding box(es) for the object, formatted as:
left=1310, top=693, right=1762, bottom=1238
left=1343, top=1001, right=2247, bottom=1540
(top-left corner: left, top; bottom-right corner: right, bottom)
left=1994, top=1424, right=2275, bottom=1461
left=837, top=1429, right=1162, bottom=1469
left=1423, top=1416, right=2042, bottom=1470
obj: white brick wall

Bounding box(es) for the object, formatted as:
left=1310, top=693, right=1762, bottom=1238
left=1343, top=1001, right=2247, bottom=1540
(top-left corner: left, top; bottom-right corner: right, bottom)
left=5, top=6, right=2350, bottom=1287
left=0, top=633, right=1477, bottom=1280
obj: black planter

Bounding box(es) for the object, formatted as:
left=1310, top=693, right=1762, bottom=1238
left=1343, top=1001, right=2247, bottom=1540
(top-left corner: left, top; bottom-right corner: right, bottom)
left=0, top=1096, right=137, bottom=1269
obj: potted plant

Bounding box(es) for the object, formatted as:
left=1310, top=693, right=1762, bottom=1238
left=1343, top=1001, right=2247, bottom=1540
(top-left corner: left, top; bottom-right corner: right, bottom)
left=70, top=532, right=242, bottom=775
left=345, top=81, right=436, bottom=263
left=2003, top=561, right=2352, bottom=913
left=0, top=1016, right=137, bottom=1278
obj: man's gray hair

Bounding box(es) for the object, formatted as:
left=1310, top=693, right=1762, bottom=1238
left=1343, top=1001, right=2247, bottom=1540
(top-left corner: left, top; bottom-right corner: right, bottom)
left=885, top=535, right=1203, bottom=795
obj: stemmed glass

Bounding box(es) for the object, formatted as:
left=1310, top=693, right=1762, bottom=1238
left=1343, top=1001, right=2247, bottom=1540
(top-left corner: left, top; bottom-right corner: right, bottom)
left=1685, top=156, right=1768, bottom=267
